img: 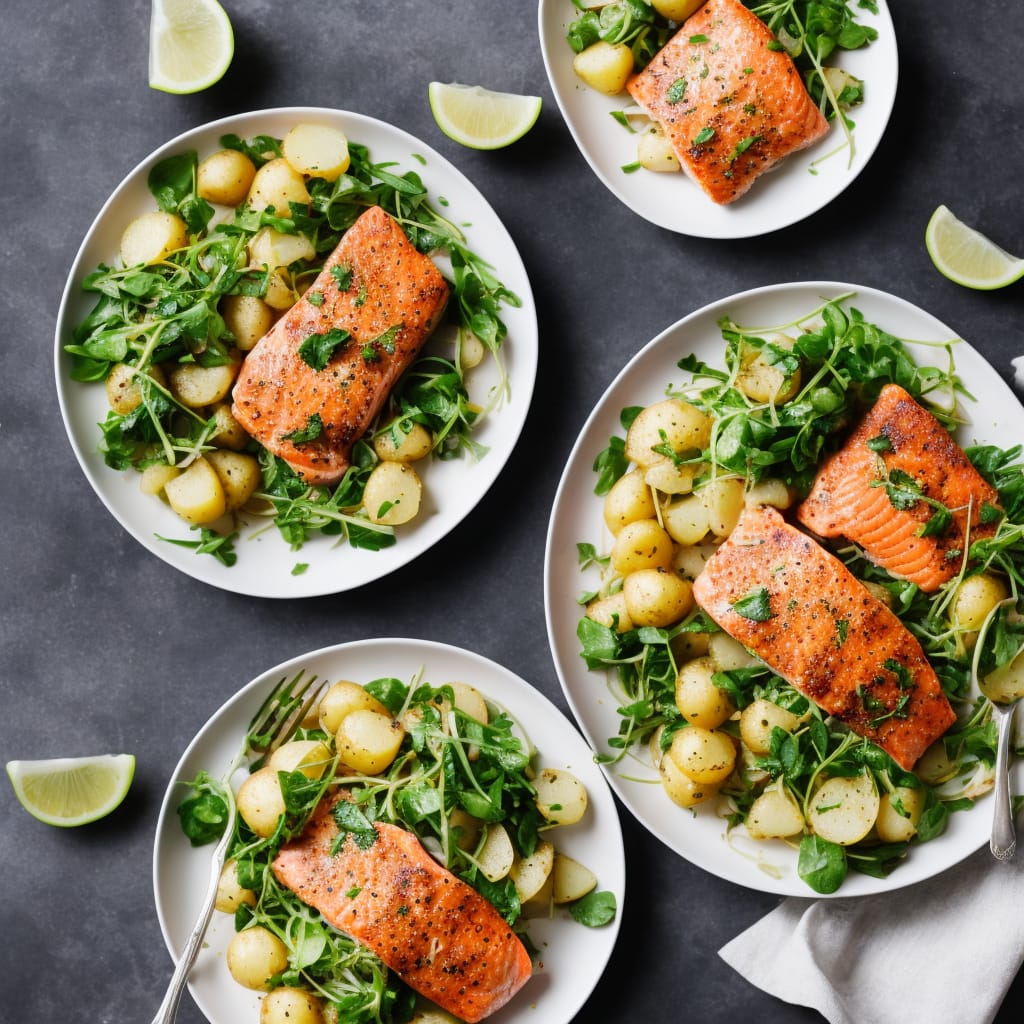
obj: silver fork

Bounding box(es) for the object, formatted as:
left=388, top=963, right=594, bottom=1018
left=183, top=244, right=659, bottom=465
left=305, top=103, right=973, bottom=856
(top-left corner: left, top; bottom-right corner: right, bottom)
left=150, top=671, right=327, bottom=1024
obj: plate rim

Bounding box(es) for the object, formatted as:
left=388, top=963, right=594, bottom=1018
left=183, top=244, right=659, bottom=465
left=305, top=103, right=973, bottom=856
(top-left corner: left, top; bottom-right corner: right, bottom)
left=54, top=106, right=538, bottom=599
left=543, top=278, right=1023, bottom=897
left=537, top=0, right=899, bottom=238
left=151, top=636, right=626, bottom=1024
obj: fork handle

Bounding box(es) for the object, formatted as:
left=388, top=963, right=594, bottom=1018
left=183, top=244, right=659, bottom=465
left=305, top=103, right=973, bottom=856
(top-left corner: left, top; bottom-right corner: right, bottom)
left=991, top=706, right=1017, bottom=862
left=150, top=835, right=230, bottom=1024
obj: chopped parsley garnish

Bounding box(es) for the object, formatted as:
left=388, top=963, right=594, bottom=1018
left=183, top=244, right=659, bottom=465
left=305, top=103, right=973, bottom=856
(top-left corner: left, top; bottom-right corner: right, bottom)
left=298, top=327, right=351, bottom=371
left=281, top=413, right=324, bottom=445
left=733, top=586, right=773, bottom=621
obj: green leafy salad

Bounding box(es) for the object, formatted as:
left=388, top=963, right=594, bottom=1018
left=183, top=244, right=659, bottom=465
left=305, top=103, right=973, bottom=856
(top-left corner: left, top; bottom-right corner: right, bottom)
left=64, top=128, right=519, bottom=567
left=178, top=672, right=616, bottom=1023
left=576, top=296, right=1024, bottom=894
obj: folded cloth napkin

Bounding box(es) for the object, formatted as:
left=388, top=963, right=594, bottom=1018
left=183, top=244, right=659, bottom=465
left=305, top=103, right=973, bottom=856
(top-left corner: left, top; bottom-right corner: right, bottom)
left=719, top=842, right=1024, bottom=1024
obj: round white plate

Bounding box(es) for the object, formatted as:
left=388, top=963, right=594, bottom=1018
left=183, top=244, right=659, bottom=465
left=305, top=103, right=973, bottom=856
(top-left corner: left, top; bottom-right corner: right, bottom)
left=538, top=0, right=898, bottom=238
left=153, top=638, right=625, bottom=1024
left=544, top=280, right=1024, bottom=897
left=55, top=107, right=537, bottom=598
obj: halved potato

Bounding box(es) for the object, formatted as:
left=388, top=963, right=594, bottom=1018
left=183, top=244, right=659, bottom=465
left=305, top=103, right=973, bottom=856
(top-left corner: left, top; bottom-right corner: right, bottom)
left=168, top=359, right=240, bottom=408
left=318, top=680, right=390, bottom=734
left=509, top=840, right=555, bottom=903
left=533, top=768, right=588, bottom=826
left=197, top=148, right=257, bottom=206
left=282, top=122, right=352, bottom=181
left=572, top=41, right=634, bottom=95
left=221, top=294, right=275, bottom=350
left=163, top=456, right=227, bottom=524
left=206, top=449, right=261, bottom=511
left=363, top=462, right=422, bottom=526
left=247, top=157, right=311, bottom=216
left=552, top=853, right=598, bottom=904
left=476, top=822, right=515, bottom=882
left=120, top=210, right=188, bottom=267
left=335, top=709, right=405, bottom=776
left=807, top=772, right=880, bottom=845
left=248, top=227, right=316, bottom=271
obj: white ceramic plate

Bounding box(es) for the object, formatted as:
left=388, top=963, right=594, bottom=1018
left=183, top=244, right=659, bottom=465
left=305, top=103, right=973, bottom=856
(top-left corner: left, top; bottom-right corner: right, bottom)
left=544, top=281, right=1024, bottom=897
left=538, top=0, right=898, bottom=238
left=55, top=108, right=537, bottom=598
left=153, top=638, right=625, bottom=1024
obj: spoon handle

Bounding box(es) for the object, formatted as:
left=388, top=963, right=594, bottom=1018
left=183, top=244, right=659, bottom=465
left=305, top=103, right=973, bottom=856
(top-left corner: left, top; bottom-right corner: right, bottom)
left=990, top=706, right=1017, bottom=861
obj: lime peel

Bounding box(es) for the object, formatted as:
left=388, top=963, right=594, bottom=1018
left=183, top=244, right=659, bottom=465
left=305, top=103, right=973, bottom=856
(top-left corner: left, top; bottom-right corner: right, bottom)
left=6, top=754, right=135, bottom=827
left=149, top=0, right=234, bottom=95
left=428, top=82, right=542, bottom=150
left=925, top=204, right=1024, bottom=291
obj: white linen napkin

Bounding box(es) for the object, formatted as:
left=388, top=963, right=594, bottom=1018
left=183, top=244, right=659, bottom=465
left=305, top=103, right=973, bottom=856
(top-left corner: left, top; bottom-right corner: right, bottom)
left=719, top=821, right=1024, bottom=1024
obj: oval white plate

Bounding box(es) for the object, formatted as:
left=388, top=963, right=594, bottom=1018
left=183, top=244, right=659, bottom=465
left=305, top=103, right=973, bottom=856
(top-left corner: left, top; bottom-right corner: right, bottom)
left=538, top=0, right=898, bottom=238
left=545, top=281, right=1024, bottom=897
left=55, top=107, right=537, bottom=598
left=153, top=638, right=625, bottom=1024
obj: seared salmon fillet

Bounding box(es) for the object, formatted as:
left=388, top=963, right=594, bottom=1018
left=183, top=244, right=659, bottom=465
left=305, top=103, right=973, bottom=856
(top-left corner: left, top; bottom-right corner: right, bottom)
left=692, top=505, right=956, bottom=770
left=626, top=0, right=829, bottom=204
left=797, top=384, right=1000, bottom=592
left=273, top=796, right=532, bottom=1022
left=231, top=205, right=450, bottom=485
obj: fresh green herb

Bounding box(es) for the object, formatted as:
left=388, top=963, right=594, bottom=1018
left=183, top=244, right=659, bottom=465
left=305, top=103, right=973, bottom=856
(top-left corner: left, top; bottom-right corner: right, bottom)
left=727, top=134, right=762, bottom=161
left=566, top=0, right=675, bottom=68
left=693, top=126, right=716, bottom=145
left=298, top=327, right=351, bottom=370
left=667, top=78, right=688, bottom=104
left=733, top=586, right=773, bottom=621
left=281, top=413, right=324, bottom=445
left=156, top=528, right=238, bottom=566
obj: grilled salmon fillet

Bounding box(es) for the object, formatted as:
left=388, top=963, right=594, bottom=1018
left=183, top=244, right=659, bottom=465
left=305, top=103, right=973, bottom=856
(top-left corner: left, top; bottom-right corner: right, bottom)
left=626, top=0, right=830, bottom=204
left=231, top=205, right=450, bottom=485
left=692, top=505, right=956, bottom=769
left=797, top=384, right=1000, bottom=592
left=272, top=795, right=532, bottom=1022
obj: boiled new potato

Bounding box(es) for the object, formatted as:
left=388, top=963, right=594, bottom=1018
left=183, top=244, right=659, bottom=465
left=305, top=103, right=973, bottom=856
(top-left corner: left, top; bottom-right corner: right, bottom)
left=673, top=542, right=717, bottom=580
left=644, top=459, right=700, bottom=495
left=623, top=567, right=694, bottom=628
left=447, top=681, right=489, bottom=723
left=477, top=822, right=515, bottom=882
left=282, top=122, right=352, bottom=181
left=585, top=591, right=633, bottom=633
left=206, top=449, right=261, bottom=511
left=260, top=987, right=324, bottom=1024
left=236, top=765, right=287, bottom=838
left=215, top=858, right=257, bottom=914
left=364, top=462, right=422, bottom=526
left=610, top=518, right=675, bottom=574
left=248, top=227, right=316, bottom=271
left=335, top=708, right=405, bottom=775
left=267, top=739, right=333, bottom=780
left=950, top=573, right=1009, bottom=633
left=739, top=698, right=802, bottom=755
left=163, top=456, right=227, bottom=525
left=247, top=157, right=311, bottom=216
left=637, top=125, right=680, bottom=172
left=744, top=477, right=794, bottom=510
left=572, top=41, right=634, bottom=95
left=168, top=358, right=240, bottom=408
left=807, top=772, right=880, bottom=845
left=449, top=808, right=482, bottom=853
left=655, top=737, right=719, bottom=808
left=746, top=781, right=805, bottom=840
left=707, top=632, right=758, bottom=670
left=980, top=649, right=1024, bottom=704
left=197, top=148, right=257, bottom=206
left=509, top=840, right=555, bottom=903
left=105, top=361, right=166, bottom=414
left=625, top=399, right=712, bottom=467
left=915, top=740, right=957, bottom=786
left=603, top=468, right=656, bottom=535
left=700, top=477, right=745, bottom=537
left=651, top=0, right=707, bottom=18
left=533, top=767, right=588, bottom=826
left=226, top=925, right=289, bottom=991
left=662, top=494, right=710, bottom=547
left=139, top=461, right=179, bottom=497
left=675, top=656, right=735, bottom=728
left=552, top=853, right=598, bottom=904
left=373, top=421, right=433, bottom=463
left=318, top=680, right=390, bottom=734
left=669, top=726, right=736, bottom=785
left=735, top=334, right=801, bottom=404
left=208, top=403, right=250, bottom=450
left=874, top=785, right=926, bottom=843
left=263, top=268, right=299, bottom=310
left=221, top=293, right=275, bottom=350
left=120, top=210, right=188, bottom=267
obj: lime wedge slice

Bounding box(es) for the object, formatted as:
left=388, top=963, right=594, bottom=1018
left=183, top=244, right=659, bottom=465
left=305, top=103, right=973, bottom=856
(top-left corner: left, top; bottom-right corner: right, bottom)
left=149, top=0, right=234, bottom=94
left=428, top=83, right=542, bottom=150
left=925, top=204, right=1024, bottom=290
left=6, top=754, right=135, bottom=827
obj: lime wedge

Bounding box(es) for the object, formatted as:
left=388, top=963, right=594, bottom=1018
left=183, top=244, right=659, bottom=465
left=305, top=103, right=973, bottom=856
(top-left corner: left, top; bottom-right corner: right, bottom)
left=6, top=754, right=135, bottom=827
left=925, top=204, right=1024, bottom=290
left=428, top=83, right=542, bottom=150
left=149, top=0, right=234, bottom=94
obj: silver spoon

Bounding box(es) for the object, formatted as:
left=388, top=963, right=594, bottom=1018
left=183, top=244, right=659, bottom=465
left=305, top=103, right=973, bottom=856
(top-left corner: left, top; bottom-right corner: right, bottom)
left=971, top=599, right=1024, bottom=861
